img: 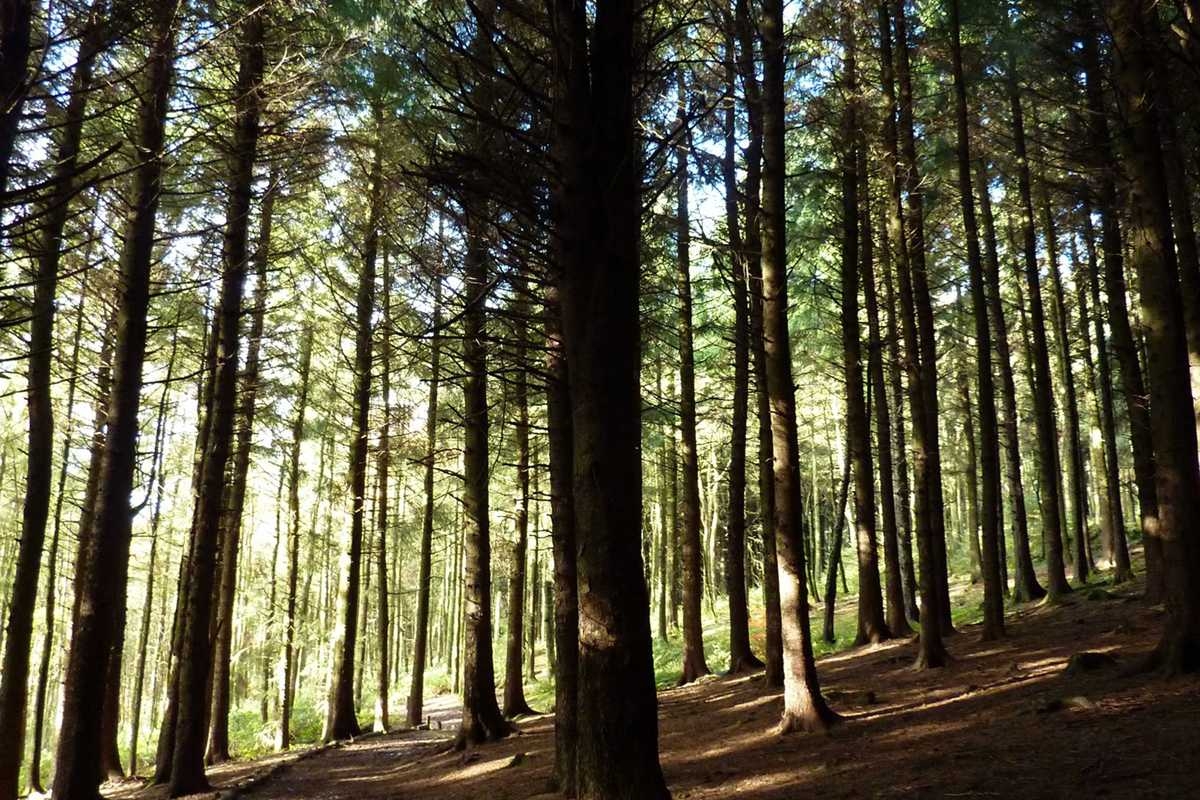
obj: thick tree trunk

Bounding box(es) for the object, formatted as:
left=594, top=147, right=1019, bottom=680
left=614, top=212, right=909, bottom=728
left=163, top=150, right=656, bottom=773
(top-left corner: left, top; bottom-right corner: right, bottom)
left=949, top=0, right=1004, bottom=637
left=0, top=0, right=33, bottom=196
left=407, top=276, right=442, bottom=727
left=1106, top=0, right=1200, bottom=674
left=549, top=1, right=670, bottom=794
left=51, top=7, right=178, bottom=796
left=1006, top=50, right=1072, bottom=599
left=763, top=0, right=838, bottom=733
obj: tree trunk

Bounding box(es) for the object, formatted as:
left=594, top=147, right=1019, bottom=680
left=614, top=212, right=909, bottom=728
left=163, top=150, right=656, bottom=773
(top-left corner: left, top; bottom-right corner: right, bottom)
left=1081, top=210, right=1134, bottom=581
left=1105, top=0, right=1200, bottom=674
left=51, top=7, right=178, bottom=796
left=884, top=0, right=949, bottom=667
left=734, top=0, right=783, bottom=685
left=949, top=0, right=1004, bottom=637
left=839, top=25, right=890, bottom=646
left=326, top=121, right=382, bottom=744
left=674, top=69, right=711, bottom=686
left=0, top=4, right=103, bottom=791
left=549, top=1, right=670, bottom=793
left=207, top=171, right=276, bottom=765
left=976, top=156, right=1045, bottom=602
left=821, top=451, right=852, bottom=644
left=763, top=0, right=838, bottom=733
left=406, top=274, right=442, bottom=727
left=167, top=13, right=265, bottom=792
left=543, top=272, right=577, bottom=793
left=279, top=325, right=314, bottom=749
left=1078, top=13, right=1160, bottom=599
left=502, top=285, right=535, bottom=717
left=722, top=18, right=764, bottom=673
left=1006, top=49, right=1072, bottom=598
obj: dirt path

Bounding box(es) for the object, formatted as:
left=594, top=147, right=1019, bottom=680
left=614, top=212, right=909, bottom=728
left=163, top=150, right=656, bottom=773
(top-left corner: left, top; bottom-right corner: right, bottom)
left=231, top=584, right=1199, bottom=799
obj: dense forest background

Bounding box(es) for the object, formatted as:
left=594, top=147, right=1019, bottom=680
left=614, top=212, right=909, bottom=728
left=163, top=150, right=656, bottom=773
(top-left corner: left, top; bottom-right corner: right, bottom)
left=1, top=0, right=1198, bottom=797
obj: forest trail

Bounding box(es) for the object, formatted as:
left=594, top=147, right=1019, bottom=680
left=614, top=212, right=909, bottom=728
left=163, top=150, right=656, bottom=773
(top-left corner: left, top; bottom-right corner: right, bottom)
left=119, top=585, right=1199, bottom=800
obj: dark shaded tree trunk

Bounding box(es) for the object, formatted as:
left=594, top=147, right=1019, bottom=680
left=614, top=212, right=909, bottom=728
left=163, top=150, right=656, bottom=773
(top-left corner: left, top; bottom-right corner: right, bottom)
left=1078, top=14, right=1160, bottom=599
left=821, top=451, right=852, bottom=644
left=893, top=0, right=952, bottom=635
left=502, top=286, right=535, bottom=717
left=675, top=69, right=711, bottom=686
left=167, top=13, right=266, bottom=793
left=543, top=273, right=577, bottom=794
left=763, top=0, right=839, bottom=733
left=326, top=123, right=383, bottom=744
left=976, top=156, right=1044, bottom=602
left=548, top=0, right=670, bottom=793
left=883, top=0, right=949, bottom=667
left=0, top=0, right=33, bottom=196
left=279, top=325, right=314, bottom=749
left=51, top=6, right=179, bottom=796
left=722, top=18, right=764, bottom=674
left=1105, top=0, right=1200, bottom=673
left=839, top=25, right=890, bottom=647
left=949, top=0, right=1004, bottom=637
left=207, top=172, right=276, bottom=765
left=1006, top=49, right=1072, bottom=599
left=0, top=4, right=103, bottom=792
left=734, top=0, right=783, bottom=686
left=406, top=275, right=442, bottom=727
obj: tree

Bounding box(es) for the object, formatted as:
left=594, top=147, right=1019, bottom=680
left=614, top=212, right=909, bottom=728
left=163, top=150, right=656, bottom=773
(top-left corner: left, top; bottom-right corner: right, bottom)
left=50, top=4, right=179, bottom=795
left=761, top=0, right=838, bottom=732
left=547, top=0, right=670, bottom=793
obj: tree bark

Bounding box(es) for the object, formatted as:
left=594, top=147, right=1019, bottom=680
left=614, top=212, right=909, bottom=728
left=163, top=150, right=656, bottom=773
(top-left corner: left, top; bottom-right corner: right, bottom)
left=1105, top=0, right=1200, bottom=674
left=675, top=68, right=711, bottom=686
left=326, top=120, right=383, bottom=743
left=884, top=0, right=949, bottom=667
left=406, top=275, right=442, bottom=727
left=374, top=248, right=393, bottom=733
left=722, top=17, right=765, bottom=673
left=1006, top=48, right=1072, bottom=598
left=167, top=11, right=266, bottom=792
left=0, top=3, right=103, bottom=792
left=207, top=171, right=276, bottom=765
left=51, top=6, right=178, bottom=796
left=549, top=1, right=670, bottom=793
left=762, top=0, right=838, bottom=733
left=949, top=0, right=1004, bottom=637
left=734, top=0, right=783, bottom=685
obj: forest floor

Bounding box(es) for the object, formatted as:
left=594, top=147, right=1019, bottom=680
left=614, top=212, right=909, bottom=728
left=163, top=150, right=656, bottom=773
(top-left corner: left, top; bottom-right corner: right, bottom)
left=107, top=579, right=1200, bottom=799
